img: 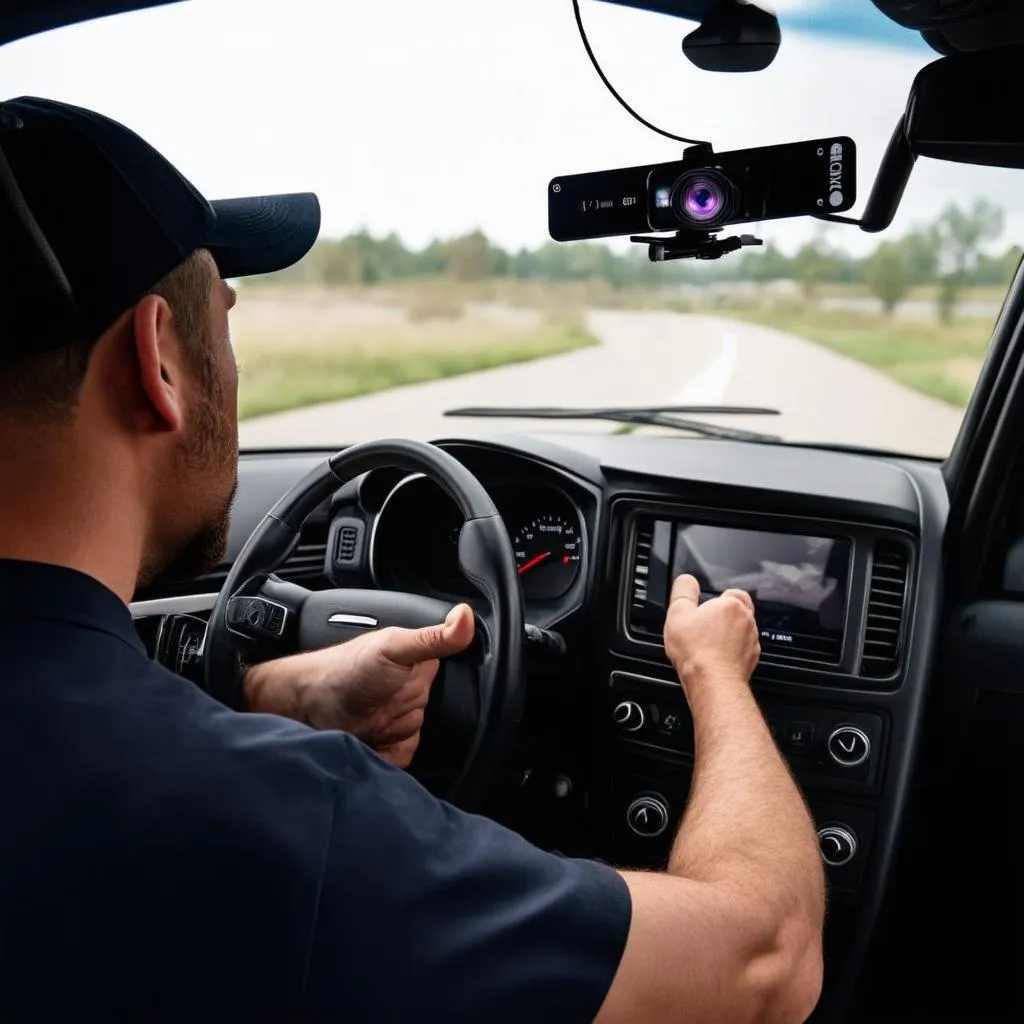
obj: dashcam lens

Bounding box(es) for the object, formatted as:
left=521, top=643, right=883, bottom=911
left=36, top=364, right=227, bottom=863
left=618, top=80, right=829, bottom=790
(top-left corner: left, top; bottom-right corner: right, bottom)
left=672, top=170, right=733, bottom=227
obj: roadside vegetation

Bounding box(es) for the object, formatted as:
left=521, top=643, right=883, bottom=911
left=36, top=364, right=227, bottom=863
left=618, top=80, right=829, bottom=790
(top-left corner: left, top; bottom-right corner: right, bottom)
left=232, top=289, right=594, bottom=420
left=235, top=198, right=1016, bottom=418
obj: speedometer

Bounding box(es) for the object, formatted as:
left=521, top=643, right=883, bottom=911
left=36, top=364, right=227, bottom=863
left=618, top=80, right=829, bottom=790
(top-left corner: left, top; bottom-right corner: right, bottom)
left=512, top=512, right=582, bottom=601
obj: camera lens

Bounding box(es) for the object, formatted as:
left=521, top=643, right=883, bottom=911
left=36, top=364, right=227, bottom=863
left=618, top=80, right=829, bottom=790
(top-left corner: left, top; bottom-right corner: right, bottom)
left=670, top=169, right=734, bottom=228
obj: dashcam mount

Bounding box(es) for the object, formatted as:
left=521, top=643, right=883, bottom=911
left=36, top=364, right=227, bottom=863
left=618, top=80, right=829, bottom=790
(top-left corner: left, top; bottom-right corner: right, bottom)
left=630, top=228, right=763, bottom=262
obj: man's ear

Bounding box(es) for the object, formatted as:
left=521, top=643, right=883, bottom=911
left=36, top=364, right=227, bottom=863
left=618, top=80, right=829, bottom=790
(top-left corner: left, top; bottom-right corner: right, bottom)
left=131, top=294, right=184, bottom=433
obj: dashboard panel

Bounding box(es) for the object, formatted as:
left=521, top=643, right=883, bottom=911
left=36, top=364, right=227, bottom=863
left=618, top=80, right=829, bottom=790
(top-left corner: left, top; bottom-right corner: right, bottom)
left=129, top=431, right=949, bottom=1024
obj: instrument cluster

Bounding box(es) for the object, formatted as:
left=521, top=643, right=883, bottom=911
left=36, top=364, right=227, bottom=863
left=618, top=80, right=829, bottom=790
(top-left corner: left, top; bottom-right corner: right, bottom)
left=369, top=474, right=586, bottom=606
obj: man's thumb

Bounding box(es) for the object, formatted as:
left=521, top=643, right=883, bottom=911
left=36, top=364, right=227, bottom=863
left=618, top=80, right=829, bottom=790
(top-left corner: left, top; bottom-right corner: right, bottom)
left=387, top=604, right=475, bottom=666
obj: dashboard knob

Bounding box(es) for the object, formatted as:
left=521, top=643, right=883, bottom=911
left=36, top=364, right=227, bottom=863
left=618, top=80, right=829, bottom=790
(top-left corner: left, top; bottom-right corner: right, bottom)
left=626, top=794, right=670, bottom=838
left=817, top=825, right=858, bottom=867
left=613, top=700, right=645, bottom=733
left=826, top=725, right=871, bottom=768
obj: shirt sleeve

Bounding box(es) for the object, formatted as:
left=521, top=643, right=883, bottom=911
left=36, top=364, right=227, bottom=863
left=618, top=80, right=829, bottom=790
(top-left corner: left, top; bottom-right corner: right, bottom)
left=301, top=733, right=632, bottom=1023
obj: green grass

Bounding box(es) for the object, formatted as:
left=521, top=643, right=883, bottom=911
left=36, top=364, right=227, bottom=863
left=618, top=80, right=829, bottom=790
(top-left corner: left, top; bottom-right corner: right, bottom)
left=720, top=304, right=994, bottom=408
left=236, top=323, right=594, bottom=420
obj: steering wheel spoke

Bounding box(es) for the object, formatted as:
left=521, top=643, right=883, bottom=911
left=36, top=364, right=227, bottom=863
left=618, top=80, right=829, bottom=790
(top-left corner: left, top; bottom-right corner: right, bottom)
left=224, top=573, right=309, bottom=648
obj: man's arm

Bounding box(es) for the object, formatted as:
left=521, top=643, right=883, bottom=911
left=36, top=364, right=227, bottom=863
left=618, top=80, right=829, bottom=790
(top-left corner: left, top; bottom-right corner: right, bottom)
left=597, top=575, right=825, bottom=1024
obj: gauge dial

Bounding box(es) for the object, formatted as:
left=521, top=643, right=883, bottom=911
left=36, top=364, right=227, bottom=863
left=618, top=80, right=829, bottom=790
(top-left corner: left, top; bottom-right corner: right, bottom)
left=512, top=512, right=582, bottom=601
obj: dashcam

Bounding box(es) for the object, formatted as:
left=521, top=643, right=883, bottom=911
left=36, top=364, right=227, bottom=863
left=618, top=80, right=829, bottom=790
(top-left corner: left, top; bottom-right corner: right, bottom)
left=548, top=137, right=856, bottom=243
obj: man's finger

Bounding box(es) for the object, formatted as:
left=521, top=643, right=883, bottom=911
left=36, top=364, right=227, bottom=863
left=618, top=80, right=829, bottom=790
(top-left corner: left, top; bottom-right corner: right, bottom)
left=669, top=574, right=701, bottom=606
left=385, top=604, right=475, bottom=667
left=721, top=588, right=755, bottom=614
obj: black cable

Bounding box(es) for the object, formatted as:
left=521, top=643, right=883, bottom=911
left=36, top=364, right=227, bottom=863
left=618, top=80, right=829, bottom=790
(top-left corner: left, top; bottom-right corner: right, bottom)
left=571, top=0, right=709, bottom=146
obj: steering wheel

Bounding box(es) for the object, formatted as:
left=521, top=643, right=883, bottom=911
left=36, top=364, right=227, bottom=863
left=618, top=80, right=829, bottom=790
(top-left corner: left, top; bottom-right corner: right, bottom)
left=203, top=439, right=525, bottom=809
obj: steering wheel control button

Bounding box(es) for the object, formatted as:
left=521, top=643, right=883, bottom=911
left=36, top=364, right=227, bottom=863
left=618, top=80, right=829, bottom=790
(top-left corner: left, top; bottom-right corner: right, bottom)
left=827, top=725, right=871, bottom=768
left=226, top=597, right=287, bottom=639
left=266, top=604, right=286, bottom=635
left=783, top=720, right=815, bottom=754
left=817, top=826, right=858, bottom=868
left=626, top=794, right=670, bottom=839
left=613, top=700, right=645, bottom=733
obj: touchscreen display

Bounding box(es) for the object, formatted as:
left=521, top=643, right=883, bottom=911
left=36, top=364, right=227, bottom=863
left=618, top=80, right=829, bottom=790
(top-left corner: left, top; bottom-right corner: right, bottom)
left=670, top=524, right=850, bottom=660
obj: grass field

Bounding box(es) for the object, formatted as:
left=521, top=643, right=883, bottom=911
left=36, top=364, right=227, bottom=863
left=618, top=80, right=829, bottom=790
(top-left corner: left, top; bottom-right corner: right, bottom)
left=721, top=304, right=994, bottom=407
left=231, top=287, right=595, bottom=420
left=231, top=279, right=1001, bottom=421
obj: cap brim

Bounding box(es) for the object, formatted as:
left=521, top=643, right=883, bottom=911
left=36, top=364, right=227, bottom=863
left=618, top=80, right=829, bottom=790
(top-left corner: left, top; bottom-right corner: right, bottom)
left=204, top=192, right=321, bottom=279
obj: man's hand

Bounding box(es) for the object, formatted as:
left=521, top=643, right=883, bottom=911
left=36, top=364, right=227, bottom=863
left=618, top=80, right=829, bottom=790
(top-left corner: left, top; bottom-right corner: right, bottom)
left=663, top=575, right=760, bottom=693
left=243, top=604, right=475, bottom=767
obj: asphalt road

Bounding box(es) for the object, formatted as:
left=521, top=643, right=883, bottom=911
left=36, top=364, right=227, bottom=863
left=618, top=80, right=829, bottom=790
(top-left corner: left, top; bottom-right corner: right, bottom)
left=238, top=311, right=965, bottom=458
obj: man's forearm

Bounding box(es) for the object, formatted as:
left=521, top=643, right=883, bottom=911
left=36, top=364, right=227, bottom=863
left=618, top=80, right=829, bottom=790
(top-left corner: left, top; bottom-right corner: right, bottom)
left=670, top=668, right=825, bottom=944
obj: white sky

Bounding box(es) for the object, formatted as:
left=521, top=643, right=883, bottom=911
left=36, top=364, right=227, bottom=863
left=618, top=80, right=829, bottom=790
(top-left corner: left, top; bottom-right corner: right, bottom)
left=4, top=0, right=1024, bottom=256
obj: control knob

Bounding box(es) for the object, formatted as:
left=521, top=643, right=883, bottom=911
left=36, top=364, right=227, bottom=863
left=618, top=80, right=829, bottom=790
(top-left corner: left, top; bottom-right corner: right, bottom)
left=613, top=700, right=645, bottom=733
left=817, top=825, right=858, bottom=867
left=626, top=793, right=670, bottom=838
left=826, top=725, right=871, bottom=768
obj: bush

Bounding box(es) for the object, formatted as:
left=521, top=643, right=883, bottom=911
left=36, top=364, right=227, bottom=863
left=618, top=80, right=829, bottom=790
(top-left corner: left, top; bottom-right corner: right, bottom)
left=404, top=285, right=465, bottom=322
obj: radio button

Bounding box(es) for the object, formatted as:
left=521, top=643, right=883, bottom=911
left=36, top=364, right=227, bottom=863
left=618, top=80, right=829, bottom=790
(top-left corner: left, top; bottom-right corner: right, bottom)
left=827, top=725, right=871, bottom=768
left=626, top=794, right=670, bottom=839
left=784, top=720, right=815, bottom=753
left=613, top=700, right=645, bottom=733
left=818, top=825, right=858, bottom=867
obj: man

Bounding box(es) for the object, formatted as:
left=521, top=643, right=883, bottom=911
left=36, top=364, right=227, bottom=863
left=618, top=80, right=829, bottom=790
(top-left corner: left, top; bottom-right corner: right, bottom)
left=0, top=96, right=825, bottom=1022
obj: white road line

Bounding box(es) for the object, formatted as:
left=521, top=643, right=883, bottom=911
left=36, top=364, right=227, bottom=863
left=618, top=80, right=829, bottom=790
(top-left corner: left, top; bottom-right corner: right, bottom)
left=672, top=331, right=739, bottom=405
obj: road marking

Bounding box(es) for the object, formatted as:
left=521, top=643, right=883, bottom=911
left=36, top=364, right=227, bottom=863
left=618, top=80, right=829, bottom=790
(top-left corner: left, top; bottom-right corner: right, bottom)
left=672, top=331, right=739, bottom=405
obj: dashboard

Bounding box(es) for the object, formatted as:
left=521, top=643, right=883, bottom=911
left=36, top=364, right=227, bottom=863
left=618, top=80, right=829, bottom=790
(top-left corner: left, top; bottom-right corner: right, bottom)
left=130, top=431, right=948, bottom=1024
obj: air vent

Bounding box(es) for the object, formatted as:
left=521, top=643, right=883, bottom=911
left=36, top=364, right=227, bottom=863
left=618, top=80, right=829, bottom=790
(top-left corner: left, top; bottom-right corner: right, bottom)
left=860, top=540, right=911, bottom=678
left=337, top=525, right=359, bottom=562
left=628, top=518, right=656, bottom=635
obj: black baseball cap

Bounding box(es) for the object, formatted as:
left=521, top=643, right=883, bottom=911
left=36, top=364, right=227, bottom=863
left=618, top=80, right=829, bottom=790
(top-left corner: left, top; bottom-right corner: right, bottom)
left=0, top=95, right=321, bottom=362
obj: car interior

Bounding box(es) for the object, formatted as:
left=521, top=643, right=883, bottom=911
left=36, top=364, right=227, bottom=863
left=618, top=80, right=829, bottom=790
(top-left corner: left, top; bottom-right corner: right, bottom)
left=7, top=1, right=1024, bottom=1021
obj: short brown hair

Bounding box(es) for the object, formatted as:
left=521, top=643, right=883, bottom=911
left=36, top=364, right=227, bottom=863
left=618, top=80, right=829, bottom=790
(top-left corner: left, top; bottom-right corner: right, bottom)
left=0, top=250, right=213, bottom=424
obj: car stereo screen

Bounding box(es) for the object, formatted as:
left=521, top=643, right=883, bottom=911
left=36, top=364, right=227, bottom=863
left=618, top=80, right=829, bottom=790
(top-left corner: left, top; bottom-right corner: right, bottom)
left=670, top=524, right=851, bottom=661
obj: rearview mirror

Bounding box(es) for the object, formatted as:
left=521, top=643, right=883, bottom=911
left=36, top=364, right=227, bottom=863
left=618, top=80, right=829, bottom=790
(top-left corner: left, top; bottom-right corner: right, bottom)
left=839, top=44, right=1024, bottom=234
left=906, top=45, right=1024, bottom=168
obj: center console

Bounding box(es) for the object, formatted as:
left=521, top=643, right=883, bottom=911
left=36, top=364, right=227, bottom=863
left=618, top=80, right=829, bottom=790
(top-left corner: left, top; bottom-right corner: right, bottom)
left=590, top=494, right=917, bottom=1020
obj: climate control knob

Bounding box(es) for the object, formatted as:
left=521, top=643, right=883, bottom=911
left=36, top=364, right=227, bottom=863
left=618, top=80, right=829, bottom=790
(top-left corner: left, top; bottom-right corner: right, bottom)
left=817, top=825, right=858, bottom=867
left=613, top=700, right=645, bottom=733
left=626, top=794, right=670, bottom=838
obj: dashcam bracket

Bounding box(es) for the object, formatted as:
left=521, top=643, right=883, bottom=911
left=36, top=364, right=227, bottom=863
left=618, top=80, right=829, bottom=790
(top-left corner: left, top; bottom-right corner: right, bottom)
left=629, top=229, right=764, bottom=262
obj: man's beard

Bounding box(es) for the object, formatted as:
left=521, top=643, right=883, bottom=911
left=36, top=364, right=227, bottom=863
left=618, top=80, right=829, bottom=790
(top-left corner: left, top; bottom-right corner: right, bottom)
left=151, top=480, right=236, bottom=586
left=137, top=375, right=239, bottom=590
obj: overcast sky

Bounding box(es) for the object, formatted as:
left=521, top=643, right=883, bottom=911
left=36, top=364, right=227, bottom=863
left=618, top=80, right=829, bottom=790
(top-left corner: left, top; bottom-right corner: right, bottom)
left=4, top=0, right=1024, bottom=256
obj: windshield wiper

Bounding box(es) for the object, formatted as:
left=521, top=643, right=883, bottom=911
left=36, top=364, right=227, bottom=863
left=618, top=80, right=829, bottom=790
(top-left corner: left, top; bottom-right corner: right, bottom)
left=443, top=405, right=782, bottom=443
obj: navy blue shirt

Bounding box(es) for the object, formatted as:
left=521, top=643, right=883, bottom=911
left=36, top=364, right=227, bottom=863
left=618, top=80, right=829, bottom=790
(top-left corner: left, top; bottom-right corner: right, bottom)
left=0, top=559, right=630, bottom=1021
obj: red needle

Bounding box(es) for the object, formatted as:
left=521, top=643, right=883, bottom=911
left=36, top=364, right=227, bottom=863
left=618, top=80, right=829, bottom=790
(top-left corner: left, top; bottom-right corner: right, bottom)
left=518, top=551, right=551, bottom=575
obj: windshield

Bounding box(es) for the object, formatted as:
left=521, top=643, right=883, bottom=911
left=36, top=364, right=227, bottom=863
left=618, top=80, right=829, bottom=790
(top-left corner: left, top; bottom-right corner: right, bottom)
left=6, top=0, right=1022, bottom=458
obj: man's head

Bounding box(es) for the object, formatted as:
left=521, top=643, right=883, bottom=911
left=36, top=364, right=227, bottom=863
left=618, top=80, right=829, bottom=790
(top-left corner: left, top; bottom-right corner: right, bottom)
left=0, top=97, right=319, bottom=595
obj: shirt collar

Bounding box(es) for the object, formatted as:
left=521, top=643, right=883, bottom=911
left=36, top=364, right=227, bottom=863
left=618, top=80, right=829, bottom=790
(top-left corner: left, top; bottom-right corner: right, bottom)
left=0, top=558, right=146, bottom=655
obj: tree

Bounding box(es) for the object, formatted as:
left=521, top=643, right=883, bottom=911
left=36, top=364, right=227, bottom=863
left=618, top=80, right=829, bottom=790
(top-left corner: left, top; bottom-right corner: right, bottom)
left=863, top=241, right=911, bottom=314
left=792, top=237, right=841, bottom=299
left=934, top=199, right=1005, bottom=322
left=743, top=241, right=791, bottom=285
left=896, top=228, right=940, bottom=286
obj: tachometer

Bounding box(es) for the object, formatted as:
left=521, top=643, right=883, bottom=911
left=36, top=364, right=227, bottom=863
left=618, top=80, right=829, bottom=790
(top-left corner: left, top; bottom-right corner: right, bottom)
left=512, top=512, right=582, bottom=601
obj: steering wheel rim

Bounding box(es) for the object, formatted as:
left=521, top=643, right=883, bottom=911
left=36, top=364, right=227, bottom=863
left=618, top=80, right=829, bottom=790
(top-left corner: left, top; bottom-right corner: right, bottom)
left=203, top=438, right=525, bottom=809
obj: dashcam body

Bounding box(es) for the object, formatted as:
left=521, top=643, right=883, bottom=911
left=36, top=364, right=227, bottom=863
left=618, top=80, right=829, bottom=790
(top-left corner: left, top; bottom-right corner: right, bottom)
left=548, top=137, right=856, bottom=242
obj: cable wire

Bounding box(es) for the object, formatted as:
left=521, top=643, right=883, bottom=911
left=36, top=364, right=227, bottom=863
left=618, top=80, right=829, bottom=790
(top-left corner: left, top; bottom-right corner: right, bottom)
left=571, top=0, right=709, bottom=146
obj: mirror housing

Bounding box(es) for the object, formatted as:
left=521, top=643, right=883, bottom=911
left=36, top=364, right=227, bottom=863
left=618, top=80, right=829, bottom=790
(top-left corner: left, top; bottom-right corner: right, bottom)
left=682, top=0, right=780, bottom=72
left=905, top=45, right=1024, bottom=168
